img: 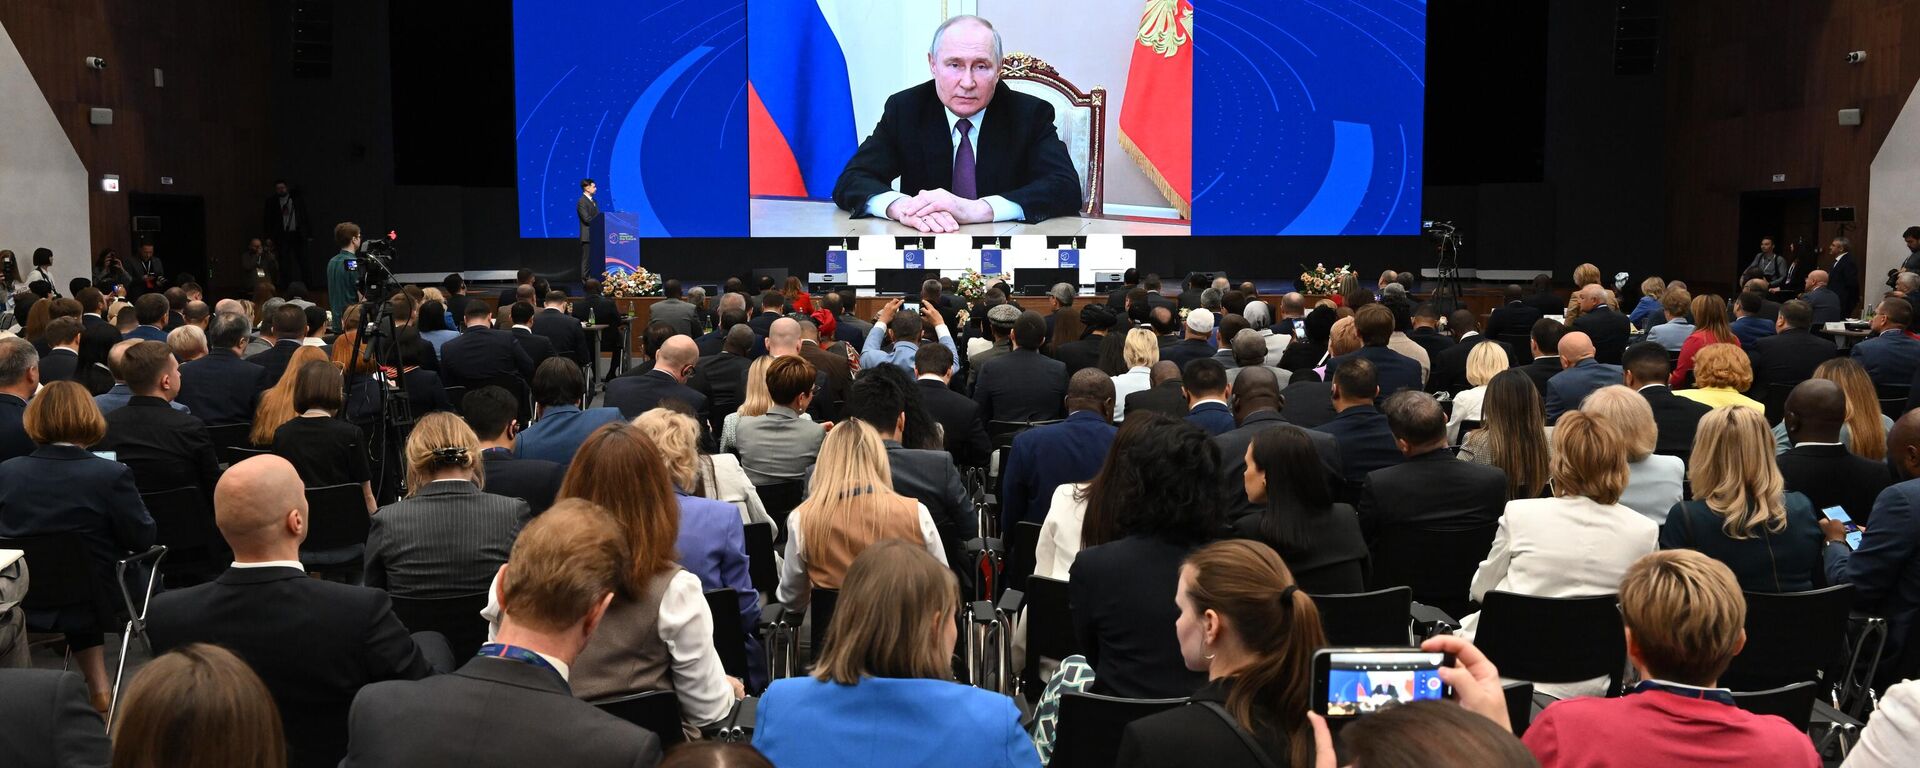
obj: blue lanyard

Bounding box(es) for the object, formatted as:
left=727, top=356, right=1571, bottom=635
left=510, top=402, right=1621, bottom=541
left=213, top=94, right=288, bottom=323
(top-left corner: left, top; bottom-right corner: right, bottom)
left=477, top=643, right=563, bottom=680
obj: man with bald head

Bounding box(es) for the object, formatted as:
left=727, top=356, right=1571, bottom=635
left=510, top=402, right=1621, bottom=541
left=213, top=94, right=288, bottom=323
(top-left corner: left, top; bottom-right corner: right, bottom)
left=603, top=333, right=708, bottom=421
left=1779, top=379, right=1892, bottom=525
left=1570, top=282, right=1632, bottom=364
left=1823, top=409, right=1920, bottom=684
left=1544, top=331, right=1623, bottom=423
left=832, top=15, right=1081, bottom=232
left=148, top=456, right=440, bottom=768
left=1800, top=268, right=1845, bottom=325
left=999, top=368, right=1117, bottom=527
left=1125, top=359, right=1190, bottom=422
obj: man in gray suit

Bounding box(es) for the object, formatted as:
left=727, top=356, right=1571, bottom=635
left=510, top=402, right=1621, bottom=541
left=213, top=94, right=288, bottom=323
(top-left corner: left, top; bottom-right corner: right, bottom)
left=577, top=179, right=600, bottom=283
left=342, top=500, right=663, bottom=768
left=646, top=279, right=703, bottom=338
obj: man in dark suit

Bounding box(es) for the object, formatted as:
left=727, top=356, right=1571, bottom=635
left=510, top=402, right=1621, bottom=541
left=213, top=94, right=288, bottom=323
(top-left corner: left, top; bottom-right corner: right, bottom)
left=1801, top=269, right=1846, bottom=326
left=913, top=343, right=991, bottom=468
left=37, top=316, right=81, bottom=383
left=1522, top=274, right=1564, bottom=317
left=1360, top=392, right=1508, bottom=545
left=177, top=312, right=267, bottom=424
left=1428, top=311, right=1507, bottom=395
left=1486, top=285, right=1544, bottom=346
left=1749, top=300, right=1833, bottom=399
left=1519, top=318, right=1566, bottom=400
left=1216, top=367, right=1342, bottom=522
left=1852, top=296, right=1920, bottom=389
left=1317, top=357, right=1404, bottom=483
left=1161, top=308, right=1218, bottom=370
left=97, top=341, right=220, bottom=500
left=464, top=385, right=564, bottom=516
left=1827, top=237, right=1861, bottom=317
left=603, top=335, right=707, bottom=421
left=577, top=179, right=600, bottom=281
left=1622, top=342, right=1712, bottom=457
left=1570, top=285, right=1633, bottom=365
left=973, top=311, right=1066, bottom=423
left=0, top=669, right=111, bottom=768
left=1407, top=303, right=1456, bottom=359
left=796, top=318, right=852, bottom=423
left=1055, top=305, right=1115, bottom=377
left=1545, top=332, right=1624, bottom=423
left=696, top=305, right=749, bottom=359
left=571, top=278, right=626, bottom=356
left=847, top=370, right=975, bottom=570
left=75, top=287, right=111, bottom=330
left=148, top=456, right=440, bottom=768
left=1000, top=370, right=1116, bottom=528
left=342, top=502, right=662, bottom=768
left=1125, top=361, right=1189, bottom=422
left=1325, top=305, right=1423, bottom=400
left=1780, top=379, right=1892, bottom=526
left=1277, top=375, right=1338, bottom=429
left=689, top=326, right=755, bottom=435
left=264, top=180, right=311, bottom=284
left=249, top=303, right=311, bottom=387
left=831, top=17, right=1080, bottom=232
left=497, top=269, right=534, bottom=309
left=1822, top=410, right=1920, bottom=683
left=1182, top=358, right=1236, bottom=436
left=530, top=292, right=590, bottom=367
left=506, top=302, right=557, bottom=366
left=441, top=303, right=537, bottom=389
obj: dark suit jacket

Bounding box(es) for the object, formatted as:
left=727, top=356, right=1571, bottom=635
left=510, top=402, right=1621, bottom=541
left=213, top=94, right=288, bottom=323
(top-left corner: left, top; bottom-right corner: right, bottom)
left=799, top=341, right=852, bottom=423
left=1216, top=411, right=1344, bottom=522
left=1054, top=336, right=1104, bottom=377
left=364, top=480, right=530, bottom=598
left=1184, top=401, right=1236, bottom=436
left=1852, top=330, right=1920, bottom=388
left=37, top=348, right=78, bottom=383
left=1160, top=338, right=1215, bottom=370
left=1639, top=385, right=1712, bottom=456
left=1520, top=356, right=1563, bottom=400
left=1317, top=405, right=1404, bottom=482
left=0, top=669, right=110, bottom=768
left=747, top=311, right=781, bottom=339
left=603, top=368, right=708, bottom=421
left=1825, top=478, right=1920, bottom=679
left=530, top=308, right=590, bottom=366
left=0, top=394, right=34, bottom=464
left=1749, top=329, right=1835, bottom=393
left=832, top=81, right=1081, bottom=222
left=1229, top=502, right=1368, bottom=595
left=1487, top=302, right=1545, bottom=343
left=148, top=566, right=436, bottom=768
left=0, top=445, right=153, bottom=632
left=440, top=327, right=537, bottom=388
left=342, top=656, right=660, bottom=768
left=1000, top=411, right=1115, bottom=527
left=688, top=351, right=751, bottom=434
left=1358, top=450, right=1507, bottom=545
left=918, top=378, right=991, bottom=467
left=1803, top=286, right=1844, bottom=326
left=1124, top=380, right=1189, bottom=422
left=1571, top=305, right=1633, bottom=364
left=510, top=327, right=557, bottom=366
left=1429, top=335, right=1506, bottom=395
left=1408, top=327, right=1456, bottom=359
left=1116, top=679, right=1288, bottom=768
left=176, top=349, right=267, bottom=425
left=1070, top=535, right=1207, bottom=699
left=577, top=194, right=599, bottom=241
left=251, top=339, right=305, bottom=388
left=884, top=440, right=975, bottom=566
left=1830, top=253, right=1861, bottom=316
left=1278, top=381, right=1338, bottom=428
left=1662, top=495, right=1823, bottom=593
left=1522, top=292, right=1564, bottom=318
left=481, top=449, right=564, bottom=516
left=1326, top=346, right=1423, bottom=399
left=972, top=349, right=1066, bottom=423
left=1276, top=341, right=1328, bottom=375
left=1779, top=443, right=1893, bottom=527
left=98, top=395, right=221, bottom=498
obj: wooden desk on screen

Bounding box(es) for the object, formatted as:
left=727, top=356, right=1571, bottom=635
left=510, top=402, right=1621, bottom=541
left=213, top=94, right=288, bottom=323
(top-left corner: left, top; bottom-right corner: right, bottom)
left=749, top=197, right=1192, bottom=237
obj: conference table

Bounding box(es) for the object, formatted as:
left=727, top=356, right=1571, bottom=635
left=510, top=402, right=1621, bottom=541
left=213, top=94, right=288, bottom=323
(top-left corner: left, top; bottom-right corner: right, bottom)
left=748, top=197, right=1193, bottom=237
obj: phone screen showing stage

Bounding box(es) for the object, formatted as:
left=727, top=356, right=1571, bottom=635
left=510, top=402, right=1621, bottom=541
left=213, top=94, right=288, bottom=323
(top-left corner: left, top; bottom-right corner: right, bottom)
left=1824, top=506, right=1863, bottom=549
left=1324, top=652, right=1448, bottom=717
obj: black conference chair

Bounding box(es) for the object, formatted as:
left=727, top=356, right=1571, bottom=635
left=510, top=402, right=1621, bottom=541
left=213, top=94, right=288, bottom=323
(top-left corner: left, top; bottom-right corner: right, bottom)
left=807, top=588, right=839, bottom=664
left=1720, top=584, right=1854, bottom=693
left=1023, top=576, right=1078, bottom=703
left=442, top=385, right=469, bottom=413
left=705, top=588, right=751, bottom=682
left=1474, top=591, right=1627, bottom=701
left=1764, top=382, right=1796, bottom=423
left=1877, top=383, right=1910, bottom=420
left=388, top=591, right=490, bottom=661
left=204, top=423, right=254, bottom=465
left=0, top=534, right=165, bottom=725
left=301, top=483, right=371, bottom=578
left=1452, top=419, right=1481, bottom=446
left=1368, top=524, right=1498, bottom=622
left=1049, top=691, right=1188, bottom=768
left=1503, top=680, right=1536, bottom=737
left=138, top=487, right=225, bottom=584
left=1733, top=682, right=1818, bottom=732
left=592, top=690, right=686, bottom=747
left=1311, top=587, right=1413, bottom=646
left=743, top=521, right=779, bottom=598
left=753, top=481, right=806, bottom=547
left=1002, top=521, right=1043, bottom=597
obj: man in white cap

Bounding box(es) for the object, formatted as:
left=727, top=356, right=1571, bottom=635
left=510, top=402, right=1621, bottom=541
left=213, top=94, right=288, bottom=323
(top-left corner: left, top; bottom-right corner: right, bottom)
left=1162, top=307, right=1217, bottom=369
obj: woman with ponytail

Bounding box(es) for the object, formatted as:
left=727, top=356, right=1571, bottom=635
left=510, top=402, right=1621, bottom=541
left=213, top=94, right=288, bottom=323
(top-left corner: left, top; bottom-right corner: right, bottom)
left=363, top=411, right=530, bottom=597
left=1116, top=539, right=1327, bottom=768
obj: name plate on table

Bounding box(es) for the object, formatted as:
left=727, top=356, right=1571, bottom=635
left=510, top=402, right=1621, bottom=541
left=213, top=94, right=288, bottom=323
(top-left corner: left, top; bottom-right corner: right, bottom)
left=980, top=248, right=1004, bottom=276
left=1057, top=248, right=1080, bottom=269
left=903, top=249, right=925, bottom=270
left=825, top=249, right=848, bottom=274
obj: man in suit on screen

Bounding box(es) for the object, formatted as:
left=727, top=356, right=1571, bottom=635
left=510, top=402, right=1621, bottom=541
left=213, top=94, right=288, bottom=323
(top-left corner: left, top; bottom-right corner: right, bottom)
left=832, top=15, right=1081, bottom=233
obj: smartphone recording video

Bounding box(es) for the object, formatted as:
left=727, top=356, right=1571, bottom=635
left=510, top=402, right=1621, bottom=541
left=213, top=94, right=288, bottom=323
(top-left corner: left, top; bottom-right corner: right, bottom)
left=1824, top=506, right=1863, bottom=550
left=1314, top=648, right=1453, bottom=717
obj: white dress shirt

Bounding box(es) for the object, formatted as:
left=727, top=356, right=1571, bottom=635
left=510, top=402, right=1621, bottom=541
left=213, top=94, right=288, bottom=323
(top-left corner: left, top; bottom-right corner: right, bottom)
left=1445, top=386, right=1487, bottom=445
left=1110, top=366, right=1152, bottom=421
left=1034, top=482, right=1089, bottom=581
left=864, top=105, right=1026, bottom=223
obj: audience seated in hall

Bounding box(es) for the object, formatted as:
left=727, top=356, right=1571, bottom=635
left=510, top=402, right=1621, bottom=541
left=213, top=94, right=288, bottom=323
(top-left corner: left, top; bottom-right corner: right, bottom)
left=1181, top=357, right=1236, bottom=436
left=604, top=334, right=707, bottom=422
left=776, top=420, right=948, bottom=614
left=1036, top=413, right=1164, bottom=581
left=973, top=310, right=1067, bottom=424
left=1671, top=294, right=1741, bottom=387
left=516, top=357, right=624, bottom=465
left=0, top=336, right=40, bottom=464
left=1851, top=296, right=1920, bottom=389
left=463, top=384, right=565, bottom=515
left=1821, top=409, right=1920, bottom=685
left=1360, top=391, right=1508, bottom=551
left=1215, top=366, right=1343, bottom=523
left=999, top=370, right=1117, bottom=528
left=1430, top=309, right=1504, bottom=396
left=1776, top=378, right=1891, bottom=527
left=913, top=342, right=991, bottom=467
left=364, top=412, right=530, bottom=598
left=1620, top=341, right=1710, bottom=458
left=1517, top=318, right=1565, bottom=400
left=1324, top=304, right=1423, bottom=399
left=1317, top=356, right=1403, bottom=484
left=1746, top=299, right=1831, bottom=398
left=1673, top=343, right=1764, bottom=414
left=1233, top=424, right=1367, bottom=594
left=1660, top=406, right=1822, bottom=592
left=1578, top=385, right=1684, bottom=526
left=111, top=644, right=285, bottom=768
left=1543, top=331, right=1622, bottom=424
left=96, top=339, right=221, bottom=499
left=844, top=365, right=974, bottom=570
left=270, top=360, right=376, bottom=513
left=1569, top=284, right=1633, bottom=365
left=735, top=355, right=827, bottom=485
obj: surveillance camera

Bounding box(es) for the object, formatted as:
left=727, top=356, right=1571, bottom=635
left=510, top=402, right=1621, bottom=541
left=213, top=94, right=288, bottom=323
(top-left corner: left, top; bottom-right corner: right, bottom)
left=1847, top=50, right=1868, bottom=64
left=85, top=56, right=107, bottom=70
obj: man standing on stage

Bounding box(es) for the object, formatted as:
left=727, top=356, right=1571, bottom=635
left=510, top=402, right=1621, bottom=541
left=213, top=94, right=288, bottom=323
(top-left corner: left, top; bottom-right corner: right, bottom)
left=264, top=180, right=309, bottom=286
left=577, top=178, right=600, bottom=283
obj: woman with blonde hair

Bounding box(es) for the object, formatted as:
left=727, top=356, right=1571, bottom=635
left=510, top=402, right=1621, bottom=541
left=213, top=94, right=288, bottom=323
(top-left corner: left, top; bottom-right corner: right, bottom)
left=776, top=419, right=946, bottom=613
left=363, top=412, right=527, bottom=598
left=1631, top=276, right=1667, bottom=329
left=1672, top=294, right=1740, bottom=386
left=1660, top=406, right=1822, bottom=592
left=1774, top=357, right=1893, bottom=458
left=112, top=643, right=284, bottom=768
left=248, top=345, right=330, bottom=446
left=1444, top=342, right=1510, bottom=444
left=1580, top=385, right=1685, bottom=524
left=1464, top=410, right=1658, bottom=676
left=755, top=540, right=1036, bottom=767
left=719, top=355, right=778, bottom=452
left=634, top=407, right=773, bottom=530
left=1460, top=369, right=1552, bottom=499
left=1564, top=263, right=1603, bottom=319
left=1674, top=343, right=1763, bottom=412
left=1110, top=327, right=1160, bottom=421
left=167, top=323, right=208, bottom=362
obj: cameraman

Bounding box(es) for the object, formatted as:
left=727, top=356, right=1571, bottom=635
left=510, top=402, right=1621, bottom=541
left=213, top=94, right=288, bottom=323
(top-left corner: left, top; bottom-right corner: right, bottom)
left=128, top=242, right=167, bottom=296
left=326, top=222, right=364, bottom=333
left=94, top=249, right=131, bottom=292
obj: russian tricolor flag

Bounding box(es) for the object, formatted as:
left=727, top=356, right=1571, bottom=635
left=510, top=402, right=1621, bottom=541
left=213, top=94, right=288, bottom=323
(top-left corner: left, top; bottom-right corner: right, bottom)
left=747, top=2, right=857, bottom=199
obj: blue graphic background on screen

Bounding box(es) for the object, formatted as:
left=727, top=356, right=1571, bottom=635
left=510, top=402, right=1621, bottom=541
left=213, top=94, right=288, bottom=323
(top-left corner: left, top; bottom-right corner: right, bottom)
left=513, top=0, right=748, bottom=238
left=1194, top=1, right=1426, bottom=235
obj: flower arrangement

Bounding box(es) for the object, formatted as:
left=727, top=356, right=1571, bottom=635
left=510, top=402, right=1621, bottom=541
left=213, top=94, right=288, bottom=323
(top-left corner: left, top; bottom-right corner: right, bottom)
left=1299, top=263, right=1353, bottom=296
left=956, top=268, right=1008, bottom=302
left=601, top=267, right=661, bottom=297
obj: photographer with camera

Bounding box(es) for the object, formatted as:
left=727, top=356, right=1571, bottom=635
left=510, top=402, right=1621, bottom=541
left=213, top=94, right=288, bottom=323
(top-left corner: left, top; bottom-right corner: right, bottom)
left=327, top=223, right=364, bottom=333
left=128, top=242, right=167, bottom=297
left=93, top=248, right=131, bottom=294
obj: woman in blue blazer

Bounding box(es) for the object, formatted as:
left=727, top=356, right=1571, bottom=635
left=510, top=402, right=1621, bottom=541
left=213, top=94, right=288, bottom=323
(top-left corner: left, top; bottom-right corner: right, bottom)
left=755, top=540, right=1039, bottom=768
left=0, top=380, right=154, bottom=711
